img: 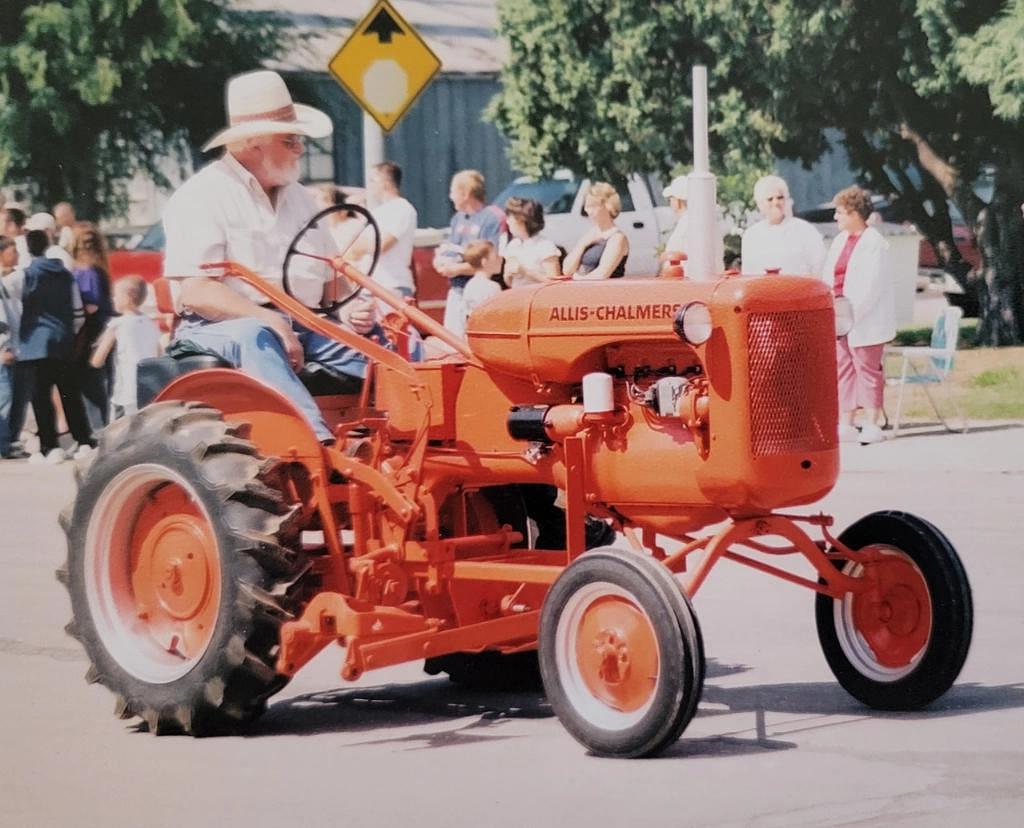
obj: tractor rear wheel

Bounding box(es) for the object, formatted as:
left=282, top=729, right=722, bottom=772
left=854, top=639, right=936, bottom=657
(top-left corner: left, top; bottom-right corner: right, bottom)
left=58, top=402, right=308, bottom=735
left=815, top=510, right=972, bottom=710
left=539, top=548, right=704, bottom=758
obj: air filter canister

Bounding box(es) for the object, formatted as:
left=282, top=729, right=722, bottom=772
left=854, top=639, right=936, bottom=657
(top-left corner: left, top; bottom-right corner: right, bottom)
left=582, top=372, right=614, bottom=413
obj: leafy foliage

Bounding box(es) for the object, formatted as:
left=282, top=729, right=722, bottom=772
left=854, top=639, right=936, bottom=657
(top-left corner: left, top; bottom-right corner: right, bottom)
left=488, top=0, right=776, bottom=188
left=492, top=0, right=1024, bottom=343
left=0, top=0, right=290, bottom=218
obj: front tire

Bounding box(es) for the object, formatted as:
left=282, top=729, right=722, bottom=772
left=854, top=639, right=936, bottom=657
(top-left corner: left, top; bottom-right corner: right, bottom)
left=815, top=510, right=972, bottom=710
left=539, top=548, right=704, bottom=758
left=58, top=402, right=308, bottom=735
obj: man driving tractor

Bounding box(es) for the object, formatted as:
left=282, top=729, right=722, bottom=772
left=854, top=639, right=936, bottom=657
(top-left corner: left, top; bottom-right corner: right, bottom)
left=162, top=70, right=378, bottom=443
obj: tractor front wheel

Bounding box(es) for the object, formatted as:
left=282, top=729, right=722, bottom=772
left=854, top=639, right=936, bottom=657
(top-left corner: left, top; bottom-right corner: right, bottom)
left=539, top=548, right=704, bottom=758
left=815, top=510, right=972, bottom=710
left=59, top=402, right=308, bottom=735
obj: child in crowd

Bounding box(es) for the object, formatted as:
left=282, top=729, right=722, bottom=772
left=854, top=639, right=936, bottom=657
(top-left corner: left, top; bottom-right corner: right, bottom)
left=90, top=276, right=162, bottom=418
left=419, top=240, right=502, bottom=359
left=460, top=240, right=502, bottom=325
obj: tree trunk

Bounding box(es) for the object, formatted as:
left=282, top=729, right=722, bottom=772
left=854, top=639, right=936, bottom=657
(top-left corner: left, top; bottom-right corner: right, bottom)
left=973, top=161, right=1024, bottom=345
left=898, top=123, right=1024, bottom=344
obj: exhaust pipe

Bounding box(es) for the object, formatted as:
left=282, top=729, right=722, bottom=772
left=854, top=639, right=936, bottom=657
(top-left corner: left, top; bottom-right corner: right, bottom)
left=686, top=65, right=718, bottom=283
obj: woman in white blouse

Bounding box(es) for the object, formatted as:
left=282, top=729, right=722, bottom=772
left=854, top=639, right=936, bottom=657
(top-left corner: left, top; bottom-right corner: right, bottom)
left=501, top=197, right=561, bottom=288
left=821, top=186, right=895, bottom=444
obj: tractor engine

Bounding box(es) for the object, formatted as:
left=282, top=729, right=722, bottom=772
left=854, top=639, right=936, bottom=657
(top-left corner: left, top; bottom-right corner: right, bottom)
left=460, top=274, right=840, bottom=534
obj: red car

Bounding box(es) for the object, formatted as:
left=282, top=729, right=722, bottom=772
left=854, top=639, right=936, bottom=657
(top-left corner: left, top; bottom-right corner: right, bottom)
left=107, top=223, right=165, bottom=284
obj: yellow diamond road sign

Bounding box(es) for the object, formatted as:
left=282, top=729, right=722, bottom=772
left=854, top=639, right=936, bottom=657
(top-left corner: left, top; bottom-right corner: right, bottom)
left=329, top=0, right=442, bottom=133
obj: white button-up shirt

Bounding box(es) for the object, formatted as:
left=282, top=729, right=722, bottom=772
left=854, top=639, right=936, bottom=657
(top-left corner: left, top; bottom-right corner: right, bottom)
left=163, top=153, right=332, bottom=308
left=741, top=216, right=826, bottom=278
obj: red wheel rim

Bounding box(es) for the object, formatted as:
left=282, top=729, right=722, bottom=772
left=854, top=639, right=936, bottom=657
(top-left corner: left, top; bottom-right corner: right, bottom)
left=84, top=465, right=222, bottom=683
left=129, top=484, right=221, bottom=663
left=555, top=582, right=661, bottom=725
left=837, top=547, right=932, bottom=677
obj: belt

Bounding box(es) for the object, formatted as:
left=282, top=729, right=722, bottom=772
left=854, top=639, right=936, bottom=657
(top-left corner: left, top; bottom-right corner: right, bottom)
left=177, top=305, right=297, bottom=324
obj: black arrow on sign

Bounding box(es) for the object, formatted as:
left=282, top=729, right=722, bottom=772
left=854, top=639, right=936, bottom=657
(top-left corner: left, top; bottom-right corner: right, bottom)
left=363, top=8, right=404, bottom=44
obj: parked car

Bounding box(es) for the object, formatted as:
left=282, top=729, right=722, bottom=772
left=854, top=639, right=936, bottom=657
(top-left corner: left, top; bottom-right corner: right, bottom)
left=107, top=222, right=164, bottom=282
left=106, top=223, right=169, bottom=328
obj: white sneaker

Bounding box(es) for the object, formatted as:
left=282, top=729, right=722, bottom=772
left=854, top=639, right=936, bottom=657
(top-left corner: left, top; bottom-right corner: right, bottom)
left=27, top=452, right=46, bottom=465
left=45, top=448, right=67, bottom=464
left=838, top=424, right=860, bottom=443
left=74, top=444, right=95, bottom=461
left=859, top=423, right=884, bottom=444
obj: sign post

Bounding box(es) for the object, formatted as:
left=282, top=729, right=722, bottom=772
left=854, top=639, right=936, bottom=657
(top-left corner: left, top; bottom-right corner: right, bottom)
left=329, top=0, right=442, bottom=184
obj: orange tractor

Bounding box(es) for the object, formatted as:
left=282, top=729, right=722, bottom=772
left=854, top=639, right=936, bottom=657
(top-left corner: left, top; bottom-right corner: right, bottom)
left=59, top=72, right=973, bottom=758
left=58, top=246, right=972, bottom=757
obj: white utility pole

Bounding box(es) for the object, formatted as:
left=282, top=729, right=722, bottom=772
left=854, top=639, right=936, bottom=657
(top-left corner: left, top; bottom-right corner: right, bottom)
left=363, top=113, right=385, bottom=189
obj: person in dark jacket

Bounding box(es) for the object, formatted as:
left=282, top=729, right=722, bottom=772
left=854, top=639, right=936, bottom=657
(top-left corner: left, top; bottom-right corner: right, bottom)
left=70, top=222, right=113, bottom=431
left=17, top=230, right=94, bottom=463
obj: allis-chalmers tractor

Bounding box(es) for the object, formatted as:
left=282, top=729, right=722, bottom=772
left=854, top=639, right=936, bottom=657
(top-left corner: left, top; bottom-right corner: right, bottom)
left=59, top=76, right=972, bottom=759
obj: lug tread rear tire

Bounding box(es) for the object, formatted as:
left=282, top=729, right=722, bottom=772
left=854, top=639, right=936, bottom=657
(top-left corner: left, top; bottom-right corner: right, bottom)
left=60, top=401, right=307, bottom=736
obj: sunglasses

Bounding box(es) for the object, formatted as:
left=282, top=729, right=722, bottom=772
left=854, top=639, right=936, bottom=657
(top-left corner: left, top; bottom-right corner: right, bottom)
left=277, top=135, right=305, bottom=151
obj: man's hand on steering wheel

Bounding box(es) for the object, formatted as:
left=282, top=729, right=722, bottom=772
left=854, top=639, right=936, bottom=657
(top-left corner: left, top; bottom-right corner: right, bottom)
left=283, top=203, right=381, bottom=315
left=342, top=295, right=377, bottom=334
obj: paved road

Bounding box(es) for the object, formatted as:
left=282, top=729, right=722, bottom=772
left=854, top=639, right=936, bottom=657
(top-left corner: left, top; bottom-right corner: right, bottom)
left=2, top=425, right=1022, bottom=827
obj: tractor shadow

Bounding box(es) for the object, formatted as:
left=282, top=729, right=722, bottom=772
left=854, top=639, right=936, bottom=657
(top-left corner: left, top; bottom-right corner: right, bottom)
left=251, top=659, right=1024, bottom=757
left=253, top=675, right=552, bottom=746
left=253, top=657, right=754, bottom=742
left=698, top=677, right=1024, bottom=720
left=660, top=676, right=1024, bottom=759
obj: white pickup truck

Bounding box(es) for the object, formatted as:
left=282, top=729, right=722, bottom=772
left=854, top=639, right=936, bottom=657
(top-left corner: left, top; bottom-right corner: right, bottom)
left=493, top=172, right=677, bottom=276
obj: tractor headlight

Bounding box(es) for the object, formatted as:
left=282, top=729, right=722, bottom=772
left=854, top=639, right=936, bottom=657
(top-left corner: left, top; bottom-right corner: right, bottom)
left=834, top=296, right=854, bottom=337
left=673, top=302, right=713, bottom=345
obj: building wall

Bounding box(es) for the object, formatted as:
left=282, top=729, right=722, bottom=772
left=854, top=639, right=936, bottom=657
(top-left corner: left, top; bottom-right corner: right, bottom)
left=301, top=73, right=518, bottom=229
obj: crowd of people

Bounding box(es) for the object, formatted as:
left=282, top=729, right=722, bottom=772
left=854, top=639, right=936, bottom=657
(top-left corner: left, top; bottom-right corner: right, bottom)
left=0, top=68, right=903, bottom=459
left=0, top=200, right=160, bottom=462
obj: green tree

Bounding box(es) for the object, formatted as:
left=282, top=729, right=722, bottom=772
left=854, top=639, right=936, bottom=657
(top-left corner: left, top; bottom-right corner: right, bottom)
left=0, top=0, right=290, bottom=219
left=491, top=0, right=1024, bottom=344
left=487, top=0, right=777, bottom=202
left=763, top=0, right=1024, bottom=344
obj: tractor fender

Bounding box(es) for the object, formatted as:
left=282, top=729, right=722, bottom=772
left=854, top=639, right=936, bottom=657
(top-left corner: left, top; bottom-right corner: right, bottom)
left=155, top=368, right=326, bottom=467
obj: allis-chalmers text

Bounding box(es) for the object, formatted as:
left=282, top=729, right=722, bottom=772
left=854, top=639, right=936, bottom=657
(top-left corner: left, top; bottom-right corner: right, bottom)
left=548, top=303, right=683, bottom=322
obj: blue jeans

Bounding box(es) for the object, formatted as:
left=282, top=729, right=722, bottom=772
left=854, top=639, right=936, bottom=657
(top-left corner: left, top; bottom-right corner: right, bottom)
left=0, top=362, right=13, bottom=454
left=174, top=315, right=378, bottom=441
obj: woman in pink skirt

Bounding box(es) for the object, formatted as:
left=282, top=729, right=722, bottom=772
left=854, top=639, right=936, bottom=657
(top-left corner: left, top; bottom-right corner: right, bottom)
left=821, top=186, right=895, bottom=444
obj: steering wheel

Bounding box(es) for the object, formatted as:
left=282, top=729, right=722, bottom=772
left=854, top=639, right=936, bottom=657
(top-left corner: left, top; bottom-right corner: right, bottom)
left=282, top=202, right=381, bottom=315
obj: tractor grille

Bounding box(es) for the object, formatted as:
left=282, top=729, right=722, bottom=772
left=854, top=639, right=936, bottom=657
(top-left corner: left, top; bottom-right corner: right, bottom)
left=747, top=309, right=839, bottom=458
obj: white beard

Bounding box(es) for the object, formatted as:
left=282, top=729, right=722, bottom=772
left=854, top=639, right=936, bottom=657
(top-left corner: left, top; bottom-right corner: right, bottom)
left=263, top=156, right=300, bottom=188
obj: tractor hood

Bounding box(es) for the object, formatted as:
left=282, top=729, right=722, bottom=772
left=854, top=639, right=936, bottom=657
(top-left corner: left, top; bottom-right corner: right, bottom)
left=466, top=276, right=832, bottom=385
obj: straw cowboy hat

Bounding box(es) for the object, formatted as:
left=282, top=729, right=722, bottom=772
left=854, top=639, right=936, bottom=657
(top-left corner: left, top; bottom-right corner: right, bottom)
left=202, top=70, right=333, bottom=152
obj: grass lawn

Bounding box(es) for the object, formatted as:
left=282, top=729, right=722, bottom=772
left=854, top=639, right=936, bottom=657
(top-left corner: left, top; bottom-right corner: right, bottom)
left=883, top=343, right=1024, bottom=422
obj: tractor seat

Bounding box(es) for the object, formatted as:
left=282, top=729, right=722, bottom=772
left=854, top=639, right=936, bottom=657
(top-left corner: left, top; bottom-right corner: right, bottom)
left=136, top=340, right=364, bottom=408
